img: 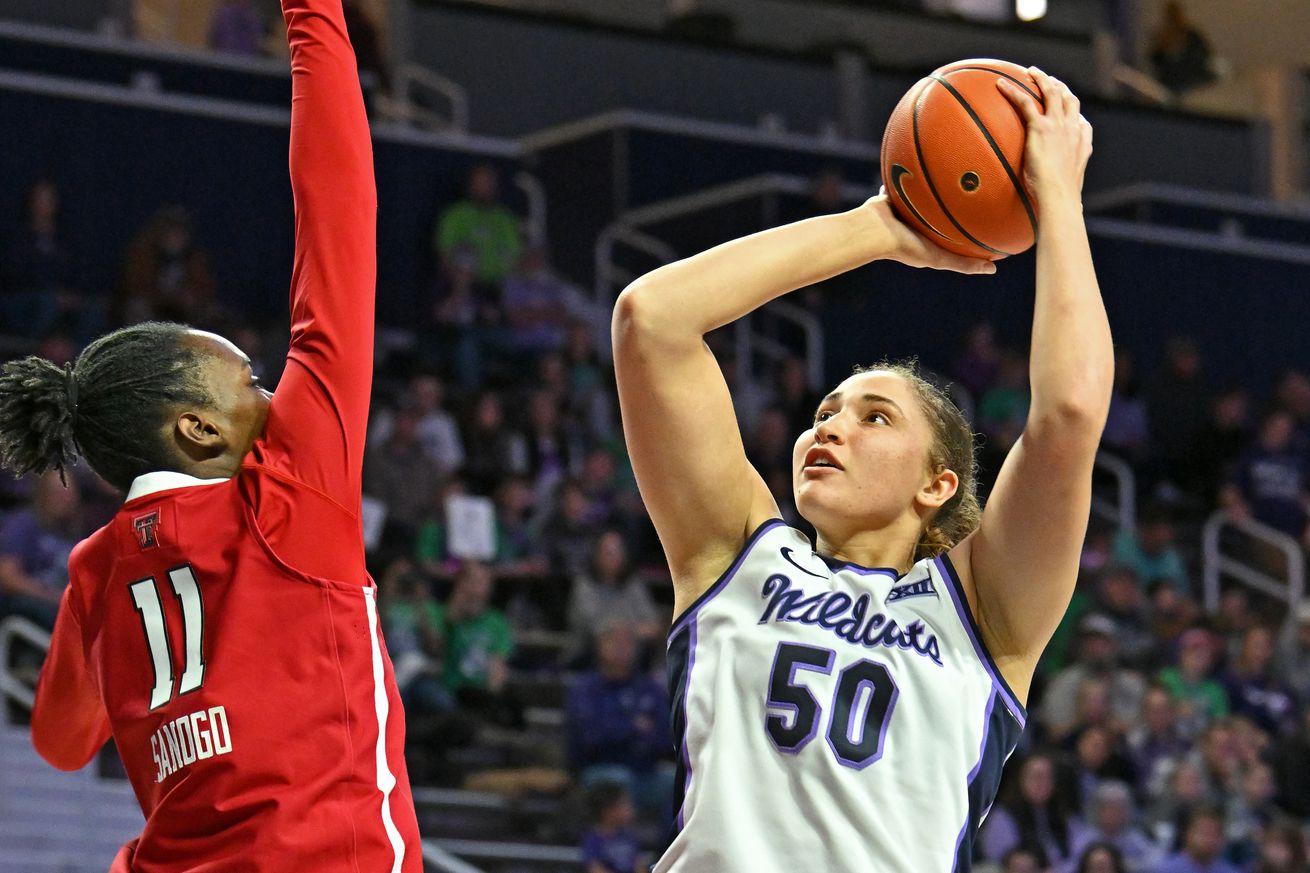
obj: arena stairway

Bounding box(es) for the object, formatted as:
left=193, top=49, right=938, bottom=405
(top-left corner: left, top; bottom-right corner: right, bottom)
left=0, top=722, right=140, bottom=873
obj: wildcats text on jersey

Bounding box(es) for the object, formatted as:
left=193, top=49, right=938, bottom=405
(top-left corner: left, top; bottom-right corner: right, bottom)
left=757, top=572, right=943, bottom=665
left=150, top=704, right=233, bottom=783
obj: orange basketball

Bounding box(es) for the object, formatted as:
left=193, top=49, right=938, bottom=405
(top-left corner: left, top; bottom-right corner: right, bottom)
left=880, top=59, right=1043, bottom=261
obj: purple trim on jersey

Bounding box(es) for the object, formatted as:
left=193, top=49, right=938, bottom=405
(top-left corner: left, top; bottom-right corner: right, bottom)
left=668, top=519, right=787, bottom=837
left=765, top=641, right=835, bottom=756
left=674, top=618, right=698, bottom=834
left=816, top=553, right=903, bottom=579
left=951, top=692, right=998, bottom=867
left=827, top=667, right=900, bottom=771
left=934, top=553, right=1027, bottom=727
left=668, top=518, right=786, bottom=639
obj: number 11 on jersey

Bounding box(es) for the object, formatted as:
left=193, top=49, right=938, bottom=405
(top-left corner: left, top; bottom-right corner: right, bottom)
left=129, top=565, right=206, bottom=710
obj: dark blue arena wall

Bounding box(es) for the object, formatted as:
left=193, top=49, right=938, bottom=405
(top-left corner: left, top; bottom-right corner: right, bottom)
left=0, top=0, right=112, bottom=32
left=1, top=77, right=1299, bottom=389
left=0, top=26, right=293, bottom=109
left=0, top=86, right=520, bottom=325
left=818, top=240, right=1310, bottom=398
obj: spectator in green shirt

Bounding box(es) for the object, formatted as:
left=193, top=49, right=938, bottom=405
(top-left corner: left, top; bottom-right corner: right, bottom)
left=1112, top=505, right=1189, bottom=595
left=442, top=561, right=521, bottom=726
left=377, top=558, right=452, bottom=717
left=434, top=163, right=522, bottom=287
left=1158, top=628, right=1229, bottom=737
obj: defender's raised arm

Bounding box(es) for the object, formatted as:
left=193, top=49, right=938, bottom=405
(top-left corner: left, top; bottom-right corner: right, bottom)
left=258, top=0, right=378, bottom=507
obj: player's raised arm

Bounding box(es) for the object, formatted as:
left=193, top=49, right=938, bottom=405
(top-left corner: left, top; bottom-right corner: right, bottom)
left=954, top=69, right=1112, bottom=696
left=31, top=586, right=111, bottom=770
left=613, top=201, right=992, bottom=612
left=257, top=0, right=377, bottom=505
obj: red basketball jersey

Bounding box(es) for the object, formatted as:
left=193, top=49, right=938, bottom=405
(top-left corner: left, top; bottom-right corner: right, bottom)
left=29, top=1, right=422, bottom=869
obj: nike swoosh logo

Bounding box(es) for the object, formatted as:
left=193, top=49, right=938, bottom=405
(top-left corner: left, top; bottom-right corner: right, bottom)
left=889, top=164, right=953, bottom=242
left=780, top=547, right=828, bottom=580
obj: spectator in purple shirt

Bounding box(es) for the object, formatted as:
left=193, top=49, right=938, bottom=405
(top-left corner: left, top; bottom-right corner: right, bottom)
left=208, top=0, right=264, bottom=56
left=581, top=781, right=648, bottom=873
left=1102, top=349, right=1149, bottom=463
left=1155, top=806, right=1240, bottom=873
left=1126, top=685, right=1187, bottom=796
left=1223, top=410, right=1309, bottom=543
left=1067, top=782, right=1163, bottom=873
left=1221, top=625, right=1296, bottom=736
left=567, top=621, right=673, bottom=816
left=502, top=245, right=590, bottom=355
left=0, top=471, right=82, bottom=628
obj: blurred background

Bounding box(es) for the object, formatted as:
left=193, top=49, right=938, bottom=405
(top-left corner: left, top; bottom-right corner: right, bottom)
left=0, top=1, right=1308, bottom=872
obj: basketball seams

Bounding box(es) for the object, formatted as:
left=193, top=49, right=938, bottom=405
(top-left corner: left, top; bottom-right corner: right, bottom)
left=943, top=65, right=1046, bottom=109
left=881, top=59, right=1041, bottom=259
left=930, top=73, right=1038, bottom=242
left=884, top=81, right=954, bottom=244
left=912, top=80, right=1010, bottom=257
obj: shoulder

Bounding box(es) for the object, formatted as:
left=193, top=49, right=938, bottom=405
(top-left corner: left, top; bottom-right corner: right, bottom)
left=67, top=524, right=114, bottom=575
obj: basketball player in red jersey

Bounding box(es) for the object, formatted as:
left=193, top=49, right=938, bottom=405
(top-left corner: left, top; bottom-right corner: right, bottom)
left=0, top=1, right=422, bottom=870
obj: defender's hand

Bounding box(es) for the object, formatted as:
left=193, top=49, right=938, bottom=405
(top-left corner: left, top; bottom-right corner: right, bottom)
left=863, top=194, right=997, bottom=275
left=997, top=67, right=1093, bottom=208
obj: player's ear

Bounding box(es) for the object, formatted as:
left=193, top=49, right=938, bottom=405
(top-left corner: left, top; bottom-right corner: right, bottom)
left=174, top=410, right=228, bottom=457
left=916, top=467, right=958, bottom=512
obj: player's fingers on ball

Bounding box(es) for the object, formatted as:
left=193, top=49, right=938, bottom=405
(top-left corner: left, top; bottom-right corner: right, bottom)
left=942, top=253, right=997, bottom=275
left=1047, top=76, right=1075, bottom=119
left=1064, top=89, right=1080, bottom=119
left=1027, top=66, right=1060, bottom=112
left=997, top=78, right=1041, bottom=122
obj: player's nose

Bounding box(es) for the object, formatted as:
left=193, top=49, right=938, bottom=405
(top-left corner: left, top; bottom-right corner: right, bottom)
left=814, top=417, right=844, bottom=444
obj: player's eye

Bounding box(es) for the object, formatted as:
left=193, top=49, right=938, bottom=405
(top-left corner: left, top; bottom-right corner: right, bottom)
left=867, top=412, right=890, bottom=425
left=814, top=410, right=833, bottom=424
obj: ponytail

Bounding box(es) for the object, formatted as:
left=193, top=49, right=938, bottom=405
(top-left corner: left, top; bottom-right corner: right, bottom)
left=0, top=322, right=213, bottom=491
left=0, top=357, right=80, bottom=484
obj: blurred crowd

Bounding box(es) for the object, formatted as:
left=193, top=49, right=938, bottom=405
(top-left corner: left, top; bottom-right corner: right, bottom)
left=2, top=161, right=1309, bottom=873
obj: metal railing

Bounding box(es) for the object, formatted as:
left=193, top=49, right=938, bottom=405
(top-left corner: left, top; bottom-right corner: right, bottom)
left=1090, top=450, right=1137, bottom=532
left=1085, top=182, right=1310, bottom=222
left=594, top=225, right=678, bottom=307
left=431, top=838, right=580, bottom=865
left=421, top=840, right=487, bottom=873
left=0, top=615, right=50, bottom=714
left=513, top=171, right=549, bottom=248
left=391, top=63, right=469, bottom=133
left=1202, top=510, right=1305, bottom=618
left=595, top=173, right=870, bottom=390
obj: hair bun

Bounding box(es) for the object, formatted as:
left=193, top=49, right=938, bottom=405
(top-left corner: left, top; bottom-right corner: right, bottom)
left=0, top=356, right=80, bottom=482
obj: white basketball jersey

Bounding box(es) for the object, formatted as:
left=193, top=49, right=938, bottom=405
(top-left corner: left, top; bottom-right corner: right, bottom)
left=656, top=520, right=1027, bottom=873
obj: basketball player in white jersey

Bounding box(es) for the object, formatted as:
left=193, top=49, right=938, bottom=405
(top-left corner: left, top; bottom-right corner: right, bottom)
left=612, top=69, right=1106, bottom=872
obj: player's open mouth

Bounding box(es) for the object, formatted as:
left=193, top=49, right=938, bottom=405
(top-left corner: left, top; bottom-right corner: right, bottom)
left=803, top=447, right=844, bottom=472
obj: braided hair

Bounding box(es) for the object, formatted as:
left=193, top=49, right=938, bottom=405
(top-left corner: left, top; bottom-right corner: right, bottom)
left=0, top=322, right=214, bottom=491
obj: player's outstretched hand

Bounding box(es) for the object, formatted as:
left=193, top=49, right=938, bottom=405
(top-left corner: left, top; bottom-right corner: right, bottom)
left=866, top=193, right=997, bottom=275
left=997, top=67, right=1093, bottom=208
